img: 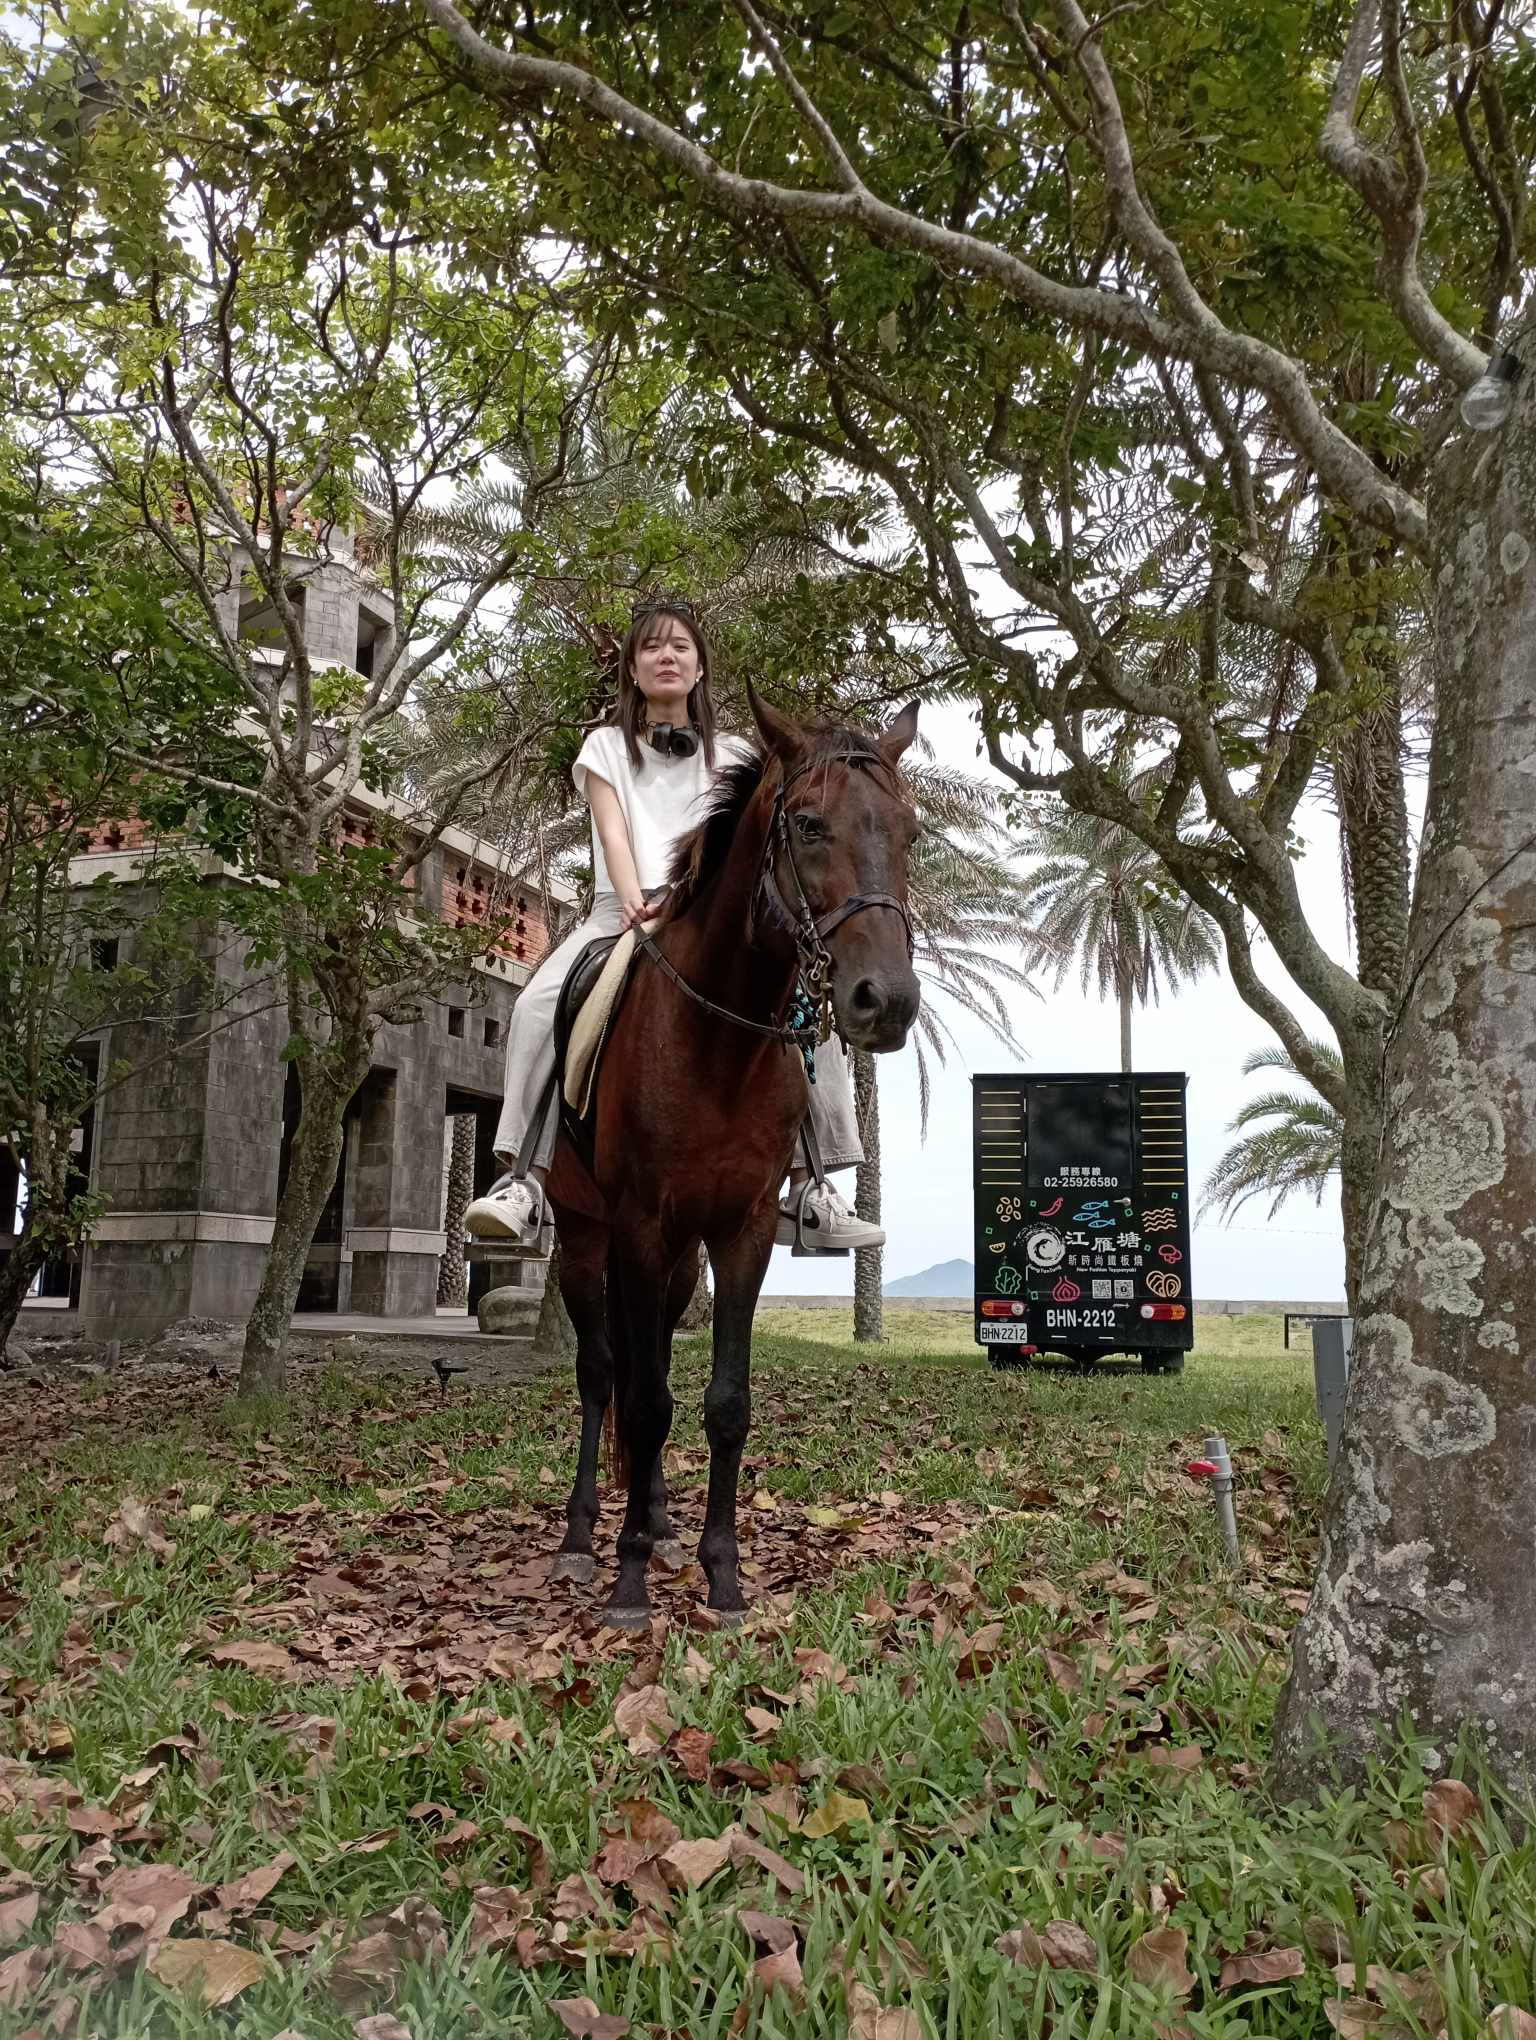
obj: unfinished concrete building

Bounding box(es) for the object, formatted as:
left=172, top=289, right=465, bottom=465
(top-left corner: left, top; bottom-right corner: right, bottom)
left=7, top=530, right=570, bottom=1342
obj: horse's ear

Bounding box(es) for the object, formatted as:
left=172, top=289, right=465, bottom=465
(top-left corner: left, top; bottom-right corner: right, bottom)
left=747, top=680, right=805, bottom=764
left=879, top=699, right=920, bottom=762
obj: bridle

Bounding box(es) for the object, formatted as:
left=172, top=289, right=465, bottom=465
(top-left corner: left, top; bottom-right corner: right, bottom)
left=759, top=752, right=915, bottom=1040
left=635, top=747, right=916, bottom=1056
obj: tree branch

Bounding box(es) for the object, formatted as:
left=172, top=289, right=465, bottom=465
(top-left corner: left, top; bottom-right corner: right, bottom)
left=418, top=0, right=1429, bottom=548
left=1318, top=0, right=1488, bottom=386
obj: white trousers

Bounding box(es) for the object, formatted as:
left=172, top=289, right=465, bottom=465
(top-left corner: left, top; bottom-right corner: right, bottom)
left=491, top=892, right=864, bottom=1174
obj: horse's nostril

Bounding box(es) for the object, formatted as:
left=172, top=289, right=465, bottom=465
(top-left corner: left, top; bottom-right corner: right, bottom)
left=851, top=977, right=882, bottom=1015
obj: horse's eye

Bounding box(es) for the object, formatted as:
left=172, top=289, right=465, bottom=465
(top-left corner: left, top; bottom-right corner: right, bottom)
left=793, top=813, right=825, bottom=843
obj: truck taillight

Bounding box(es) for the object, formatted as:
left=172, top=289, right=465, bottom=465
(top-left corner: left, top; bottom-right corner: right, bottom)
left=1139, top=1303, right=1187, bottom=1321
left=980, top=1299, right=1027, bottom=1318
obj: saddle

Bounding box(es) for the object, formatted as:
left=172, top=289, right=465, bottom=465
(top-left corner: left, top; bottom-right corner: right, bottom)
left=524, top=921, right=653, bottom=1177
left=555, top=926, right=641, bottom=1120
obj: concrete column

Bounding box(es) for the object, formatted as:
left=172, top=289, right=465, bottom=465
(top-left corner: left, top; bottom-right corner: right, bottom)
left=346, top=1021, right=448, bottom=1317
left=78, top=908, right=287, bottom=1340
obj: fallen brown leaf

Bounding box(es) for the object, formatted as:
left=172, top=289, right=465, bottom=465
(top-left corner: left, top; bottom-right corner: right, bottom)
left=1042, top=1920, right=1098, bottom=1972
left=1483, top=2011, right=1536, bottom=2039
left=209, top=1638, right=298, bottom=1680
left=147, top=1937, right=268, bottom=2008
left=739, top=1910, right=796, bottom=1955
left=1324, top=1999, right=1389, bottom=2037
left=848, top=1991, right=923, bottom=2040
left=994, top=1926, right=1047, bottom=1968
left=612, top=1685, right=675, bottom=1754
left=1143, top=1745, right=1204, bottom=1781
left=353, top=2018, right=414, bottom=2040
left=1423, top=1778, right=1484, bottom=1853
left=1304, top=1917, right=1352, bottom=1965
left=755, top=1943, right=805, bottom=2002
left=0, top=1890, right=38, bottom=1948
left=215, top=1850, right=295, bottom=1912
left=801, top=1791, right=869, bottom=1839
left=667, top=1725, right=716, bottom=1782
left=661, top=1834, right=735, bottom=1890
left=96, top=1863, right=202, bottom=1939
left=1219, top=1945, right=1307, bottom=1990
left=548, top=1996, right=631, bottom=2038
left=104, top=1496, right=176, bottom=1560
left=995, top=1919, right=1097, bottom=1972
left=728, top=1831, right=804, bottom=1894
left=0, top=1946, right=48, bottom=2010
left=1126, top=1925, right=1194, bottom=1999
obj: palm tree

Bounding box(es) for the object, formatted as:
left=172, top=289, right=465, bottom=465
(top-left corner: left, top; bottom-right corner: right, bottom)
left=1013, top=805, right=1221, bottom=1072
left=851, top=777, right=1041, bottom=1342
left=1201, top=1040, right=1344, bottom=1222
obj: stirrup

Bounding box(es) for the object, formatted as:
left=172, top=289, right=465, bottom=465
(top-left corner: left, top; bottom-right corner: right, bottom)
left=785, top=1176, right=850, bottom=1258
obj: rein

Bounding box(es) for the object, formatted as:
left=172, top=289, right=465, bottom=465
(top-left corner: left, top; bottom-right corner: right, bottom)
left=635, top=749, right=915, bottom=1069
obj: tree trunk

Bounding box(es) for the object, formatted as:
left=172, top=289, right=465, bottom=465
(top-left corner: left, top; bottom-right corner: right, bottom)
left=239, top=1050, right=365, bottom=1396
left=678, top=1241, right=713, bottom=1332
left=0, top=1220, right=48, bottom=1364
left=1119, top=984, right=1133, bottom=1074
left=437, top=1113, right=474, bottom=1309
left=852, top=1050, right=883, bottom=1343
left=1273, top=354, right=1536, bottom=1795
left=533, top=1237, right=577, bottom=1362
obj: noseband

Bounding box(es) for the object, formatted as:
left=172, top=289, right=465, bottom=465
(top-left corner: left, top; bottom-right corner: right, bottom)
left=635, top=746, right=916, bottom=1059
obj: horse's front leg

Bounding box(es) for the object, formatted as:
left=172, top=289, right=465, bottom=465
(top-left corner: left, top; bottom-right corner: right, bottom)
left=646, top=1242, right=702, bottom=1571
left=604, top=1246, right=673, bottom=1629
left=551, top=1212, right=610, bottom=1586
left=698, top=1198, right=777, bottom=1619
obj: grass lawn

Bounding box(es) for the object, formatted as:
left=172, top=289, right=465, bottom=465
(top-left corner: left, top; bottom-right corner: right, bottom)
left=1, top=1313, right=1529, bottom=2038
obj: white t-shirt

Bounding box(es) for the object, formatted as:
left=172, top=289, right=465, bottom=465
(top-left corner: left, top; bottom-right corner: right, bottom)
left=572, top=723, right=757, bottom=897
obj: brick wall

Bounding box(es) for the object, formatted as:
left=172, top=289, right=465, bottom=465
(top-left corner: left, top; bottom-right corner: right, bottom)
left=440, top=856, right=553, bottom=970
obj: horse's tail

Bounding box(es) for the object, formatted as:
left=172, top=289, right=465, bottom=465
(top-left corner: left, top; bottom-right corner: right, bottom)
left=602, top=1245, right=632, bottom=1492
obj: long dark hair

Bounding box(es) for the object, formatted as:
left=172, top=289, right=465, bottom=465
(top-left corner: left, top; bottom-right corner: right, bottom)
left=610, top=603, right=719, bottom=769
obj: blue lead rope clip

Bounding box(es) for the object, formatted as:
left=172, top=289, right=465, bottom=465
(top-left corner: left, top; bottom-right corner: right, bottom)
left=787, top=982, right=818, bottom=1084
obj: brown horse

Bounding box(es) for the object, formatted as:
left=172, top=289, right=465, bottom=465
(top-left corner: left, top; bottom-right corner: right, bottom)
left=544, top=690, right=921, bottom=1627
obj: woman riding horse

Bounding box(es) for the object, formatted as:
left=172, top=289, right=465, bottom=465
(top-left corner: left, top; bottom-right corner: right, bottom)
left=543, top=679, right=921, bottom=1628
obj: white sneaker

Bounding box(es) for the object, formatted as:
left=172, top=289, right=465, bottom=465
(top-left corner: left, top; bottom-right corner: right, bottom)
left=463, top=1173, right=544, bottom=1242
left=775, top=1181, right=885, bottom=1251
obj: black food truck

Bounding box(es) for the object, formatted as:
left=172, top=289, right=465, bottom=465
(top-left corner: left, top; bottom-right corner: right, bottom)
left=972, top=1071, right=1194, bottom=1372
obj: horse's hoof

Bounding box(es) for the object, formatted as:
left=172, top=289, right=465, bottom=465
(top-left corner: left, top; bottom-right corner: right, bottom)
left=550, top=1552, right=596, bottom=1584
left=601, top=1604, right=652, bottom=1633
left=705, top=1605, right=749, bottom=1630
left=651, top=1539, right=687, bottom=1571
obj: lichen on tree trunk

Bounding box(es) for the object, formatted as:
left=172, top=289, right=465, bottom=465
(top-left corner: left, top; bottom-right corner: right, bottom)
left=1274, top=348, right=1536, bottom=1795
left=853, top=1049, right=882, bottom=1343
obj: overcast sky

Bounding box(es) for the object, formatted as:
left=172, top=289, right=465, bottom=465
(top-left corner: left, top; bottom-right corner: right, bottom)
left=766, top=696, right=1357, bottom=1304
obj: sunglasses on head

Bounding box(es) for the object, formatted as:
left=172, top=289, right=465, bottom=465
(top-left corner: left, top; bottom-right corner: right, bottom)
left=632, top=595, right=698, bottom=624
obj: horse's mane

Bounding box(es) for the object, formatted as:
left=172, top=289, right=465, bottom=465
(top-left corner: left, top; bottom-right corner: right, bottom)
left=656, top=723, right=889, bottom=925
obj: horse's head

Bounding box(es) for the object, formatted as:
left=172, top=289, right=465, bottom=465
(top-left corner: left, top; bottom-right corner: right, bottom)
left=751, top=690, right=922, bottom=1054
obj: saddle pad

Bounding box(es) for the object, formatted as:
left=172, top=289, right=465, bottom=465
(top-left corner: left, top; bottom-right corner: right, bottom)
left=562, top=920, right=654, bottom=1116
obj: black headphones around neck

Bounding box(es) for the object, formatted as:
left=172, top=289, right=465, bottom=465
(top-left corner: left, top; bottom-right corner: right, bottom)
left=645, top=721, right=699, bottom=759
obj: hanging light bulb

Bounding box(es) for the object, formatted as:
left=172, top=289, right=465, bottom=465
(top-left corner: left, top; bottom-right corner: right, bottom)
left=1460, top=352, right=1522, bottom=433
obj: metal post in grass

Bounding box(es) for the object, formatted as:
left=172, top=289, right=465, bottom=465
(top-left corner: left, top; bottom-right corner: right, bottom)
left=1311, top=1318, right=1354, bottom=1466
left=1186, top=1435, right=1241, bottom=1565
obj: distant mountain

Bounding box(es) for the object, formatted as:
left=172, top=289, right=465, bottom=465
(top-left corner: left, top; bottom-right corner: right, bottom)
left=884, top=1257, right=974, bottom=1298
